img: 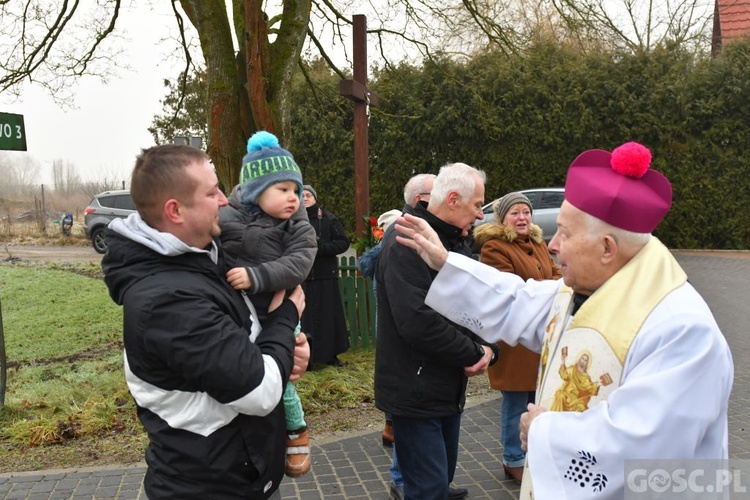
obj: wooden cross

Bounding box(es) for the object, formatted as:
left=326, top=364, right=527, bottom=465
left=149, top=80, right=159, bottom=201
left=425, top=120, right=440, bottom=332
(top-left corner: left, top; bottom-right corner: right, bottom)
left=340, top=14, right=379, bottom=240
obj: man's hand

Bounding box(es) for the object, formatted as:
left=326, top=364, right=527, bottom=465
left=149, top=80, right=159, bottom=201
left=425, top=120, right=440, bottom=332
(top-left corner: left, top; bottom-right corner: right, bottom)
left=520, top=403, right=547, bottom=452
left=226, top=267, right=251, bottom=290
left=290, top=332, right=310, bottom=382
left=464, top=345, right=493, bottom=377
left=395, top=214, right=449, bottom=271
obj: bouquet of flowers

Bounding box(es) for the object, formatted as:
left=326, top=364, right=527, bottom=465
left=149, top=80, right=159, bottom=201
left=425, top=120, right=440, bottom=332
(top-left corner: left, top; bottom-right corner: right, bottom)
left=352, top=216, right=384, bottom=253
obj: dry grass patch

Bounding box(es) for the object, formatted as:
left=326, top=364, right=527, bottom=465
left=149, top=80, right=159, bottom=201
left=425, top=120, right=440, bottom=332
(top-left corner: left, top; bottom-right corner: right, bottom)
left=0, top=259, right=497, bottom=473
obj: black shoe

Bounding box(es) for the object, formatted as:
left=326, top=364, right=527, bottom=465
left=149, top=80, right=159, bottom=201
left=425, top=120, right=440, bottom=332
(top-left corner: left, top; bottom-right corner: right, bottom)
left=327, top=357, right=347, bottom=367
left=389, top=483, right=404, bottom=500
left=390, top=484, right=465, bottom=499
left=449, top=486, right=469, bottom=499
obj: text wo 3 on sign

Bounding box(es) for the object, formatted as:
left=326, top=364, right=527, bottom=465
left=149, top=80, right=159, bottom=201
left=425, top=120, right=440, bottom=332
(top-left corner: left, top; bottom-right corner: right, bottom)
left=0, top=112, right=27, bottom=151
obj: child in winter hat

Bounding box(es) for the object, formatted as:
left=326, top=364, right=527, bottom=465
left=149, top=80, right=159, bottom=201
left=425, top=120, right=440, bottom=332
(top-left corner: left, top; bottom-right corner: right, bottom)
left=223, top=130, right=315, bottom=479
left=240, top=131, right=303, bottom=209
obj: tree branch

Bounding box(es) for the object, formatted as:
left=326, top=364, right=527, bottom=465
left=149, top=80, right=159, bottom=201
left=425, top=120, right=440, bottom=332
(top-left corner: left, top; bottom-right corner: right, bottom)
left=306, top=27, right=345, bottom=79
left=170, top=0, right=193, bottom=131
left=0, top=1, right=124, bottom=102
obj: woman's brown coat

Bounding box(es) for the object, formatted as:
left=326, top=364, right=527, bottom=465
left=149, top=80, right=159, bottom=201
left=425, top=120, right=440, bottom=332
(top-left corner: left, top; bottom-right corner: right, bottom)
left=472, top=222, right=562, bottom=391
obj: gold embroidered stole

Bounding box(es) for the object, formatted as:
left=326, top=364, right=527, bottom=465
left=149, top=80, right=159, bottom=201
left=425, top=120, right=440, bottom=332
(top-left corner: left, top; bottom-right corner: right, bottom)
left=520, top=237, right=687, bottom=498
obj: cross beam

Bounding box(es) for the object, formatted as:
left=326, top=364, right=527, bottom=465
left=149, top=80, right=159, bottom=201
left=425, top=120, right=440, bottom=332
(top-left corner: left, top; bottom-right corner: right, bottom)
left=340, top=14, right=379, bottom=242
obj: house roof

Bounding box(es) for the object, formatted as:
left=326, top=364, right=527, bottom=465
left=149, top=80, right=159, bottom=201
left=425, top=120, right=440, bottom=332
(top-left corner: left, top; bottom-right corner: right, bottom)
left=718, top=0, right=750, bottom=41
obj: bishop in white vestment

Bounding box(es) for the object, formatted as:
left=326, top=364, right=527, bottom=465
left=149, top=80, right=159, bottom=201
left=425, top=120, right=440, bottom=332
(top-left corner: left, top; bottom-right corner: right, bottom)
left=396, top=142, right=734, bottom=499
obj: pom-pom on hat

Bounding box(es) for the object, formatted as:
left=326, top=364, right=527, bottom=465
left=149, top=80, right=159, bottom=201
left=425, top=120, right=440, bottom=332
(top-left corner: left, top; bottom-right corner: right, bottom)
left=239, top=131, right=303, bottom=208
left=493, top=192, right=532, bottom=224
left=564, top=141, right=672, bottom=233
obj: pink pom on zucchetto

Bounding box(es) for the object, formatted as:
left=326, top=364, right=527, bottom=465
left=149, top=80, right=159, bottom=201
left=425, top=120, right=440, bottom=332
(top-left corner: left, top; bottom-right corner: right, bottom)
left=610, top=142, right=652, bottom=179
left=564, top=141, right=672, bottom=233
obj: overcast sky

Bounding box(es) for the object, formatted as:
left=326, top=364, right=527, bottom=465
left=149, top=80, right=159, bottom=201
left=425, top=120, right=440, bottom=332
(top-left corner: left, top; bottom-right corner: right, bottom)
left=0, top=3, right=184, bottom=186
left=0, top=1, right=368, bottom=188
left=1, top=1, right=714, bottom=188
left=0, top=0, right=448, bottom=188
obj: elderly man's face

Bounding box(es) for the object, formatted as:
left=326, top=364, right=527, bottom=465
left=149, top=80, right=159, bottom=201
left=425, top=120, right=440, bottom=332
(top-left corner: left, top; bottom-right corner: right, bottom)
left=414, top=177, right=434, bottom=206
left=548, top=201, right=607, bottom=296
left=450, top=175, right=485, bottom=237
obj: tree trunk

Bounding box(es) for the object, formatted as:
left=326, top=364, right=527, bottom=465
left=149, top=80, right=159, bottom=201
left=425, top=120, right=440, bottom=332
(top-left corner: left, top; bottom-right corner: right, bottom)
left=265, top=0, right=312, bottom=148
left=180, top=0, right=311, bottom=188
left=180, top=0, right=248, bottom=190
left=244, top=1, right=277, bottom=136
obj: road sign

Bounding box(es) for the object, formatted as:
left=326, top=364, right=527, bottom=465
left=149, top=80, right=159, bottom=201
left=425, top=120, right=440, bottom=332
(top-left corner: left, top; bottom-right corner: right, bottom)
left=0, top=112, right=27, bottom=151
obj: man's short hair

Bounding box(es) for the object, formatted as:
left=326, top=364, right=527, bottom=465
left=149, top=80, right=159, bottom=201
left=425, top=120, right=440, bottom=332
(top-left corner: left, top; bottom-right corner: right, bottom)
left=429, top=163, right=486, bottom=206
left=131, top=144, right=210, bottom=225
left=581, top=210, right=652, bottom=249
left=403, top=173, right=436, bottom=207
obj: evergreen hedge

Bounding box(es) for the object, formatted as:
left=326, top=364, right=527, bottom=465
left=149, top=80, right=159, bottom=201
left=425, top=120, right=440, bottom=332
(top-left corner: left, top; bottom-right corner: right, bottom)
left=291, top=39, right=750, bottom=249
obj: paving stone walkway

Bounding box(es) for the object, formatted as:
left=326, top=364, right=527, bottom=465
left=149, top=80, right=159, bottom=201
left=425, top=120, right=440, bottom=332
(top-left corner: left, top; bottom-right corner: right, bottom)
left=1, top=253, right=747, bottom=499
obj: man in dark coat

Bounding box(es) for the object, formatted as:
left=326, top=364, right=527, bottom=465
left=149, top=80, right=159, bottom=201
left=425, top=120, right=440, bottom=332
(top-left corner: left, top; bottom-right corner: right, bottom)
left=374, top=162, right=499, bottom=499
left=102, top=144, right=310, bottom=499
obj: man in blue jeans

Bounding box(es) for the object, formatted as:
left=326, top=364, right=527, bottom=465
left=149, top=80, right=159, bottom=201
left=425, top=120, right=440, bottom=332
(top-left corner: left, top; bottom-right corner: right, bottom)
left=363, top=174, right=465, bottom=499
left=374, top=163, right=498, bottom=499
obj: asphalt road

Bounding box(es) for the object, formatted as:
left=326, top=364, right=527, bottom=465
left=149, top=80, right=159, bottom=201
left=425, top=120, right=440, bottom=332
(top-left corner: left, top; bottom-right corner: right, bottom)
left=0, top=244, right=102, bottom=264
left=0, top=244, right=358, bottom=264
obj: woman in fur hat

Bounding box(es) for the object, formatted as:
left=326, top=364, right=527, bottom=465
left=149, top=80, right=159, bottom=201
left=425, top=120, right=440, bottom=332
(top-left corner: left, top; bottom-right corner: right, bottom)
left=471, top=191, right=561, bottom=484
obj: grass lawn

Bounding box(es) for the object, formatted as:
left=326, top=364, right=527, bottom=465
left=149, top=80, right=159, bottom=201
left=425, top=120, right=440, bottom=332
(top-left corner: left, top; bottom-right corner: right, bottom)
left=0, top=262, right=381, bottom=472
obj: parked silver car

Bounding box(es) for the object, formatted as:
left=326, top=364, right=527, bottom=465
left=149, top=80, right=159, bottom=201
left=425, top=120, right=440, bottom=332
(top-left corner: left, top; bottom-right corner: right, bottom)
left=476, top=188, right=565, bottom=243
left=83, top=190, right=136, bottom=253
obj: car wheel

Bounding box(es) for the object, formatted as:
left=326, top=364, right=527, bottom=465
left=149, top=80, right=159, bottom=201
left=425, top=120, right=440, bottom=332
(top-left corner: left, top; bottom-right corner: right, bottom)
left=91, top=227, right=108, bottom=254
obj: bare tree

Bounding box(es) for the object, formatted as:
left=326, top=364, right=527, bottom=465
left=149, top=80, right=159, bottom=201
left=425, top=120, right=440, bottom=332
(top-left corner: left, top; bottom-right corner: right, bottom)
left=52, top=159, right=64, bottom=194
left=0, top=1, right=124, bottom=106
left=551, top=0, right=714, bottom=53
left=0, top=153, right=19, bottom=199
left=14, top=155, right=42, bottom=195
left=80, top=176, right=126, bottom=198
left=0, top=152, right=41, bottom=197
left=0, top=1, right=525, bottom=188
left=51, top=159, right=81, bottom=197
left=1, top=0, right=714, bottom=190
left=63, top=162, right=82, bottom=196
